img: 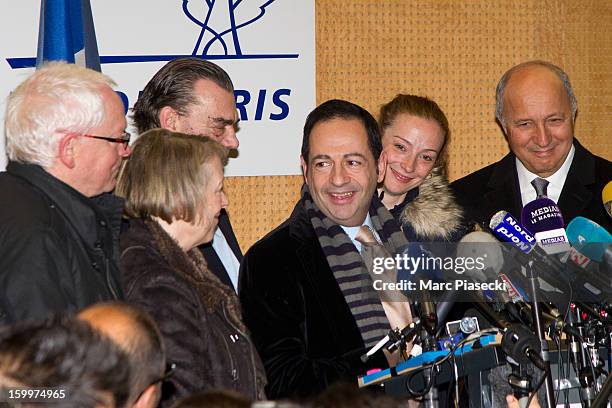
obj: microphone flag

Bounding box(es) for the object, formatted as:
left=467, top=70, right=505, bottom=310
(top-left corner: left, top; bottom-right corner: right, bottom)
left=36, top=0, right=101, bottom=71
left=566, top=216, right=612, bottom=263
left=603, top=180, right=612, bottom=218
left=521, top=197, right=569, bottom=254
left=489, top=211, right=536, bottom=254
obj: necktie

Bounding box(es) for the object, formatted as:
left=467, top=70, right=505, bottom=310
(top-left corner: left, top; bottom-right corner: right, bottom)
left=355, top=226, right=413, bottom=330
left=531, top=177, right=549, bottom=198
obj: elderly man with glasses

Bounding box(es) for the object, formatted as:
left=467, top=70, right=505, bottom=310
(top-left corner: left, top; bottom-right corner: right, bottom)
left=0, top=62, right=131, bottom=324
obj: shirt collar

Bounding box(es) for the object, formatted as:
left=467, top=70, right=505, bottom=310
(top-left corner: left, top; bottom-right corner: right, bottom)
left=340, top=213, right=376, bottom=252
left=516, top=143, right=575, bottom=206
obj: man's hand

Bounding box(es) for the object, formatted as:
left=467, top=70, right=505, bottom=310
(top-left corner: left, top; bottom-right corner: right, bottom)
left=506, top=394, right=541, bottom=408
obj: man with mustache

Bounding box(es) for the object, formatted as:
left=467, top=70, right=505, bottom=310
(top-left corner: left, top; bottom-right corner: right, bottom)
left=0, top=62, right=131, bottom=324
left=239, top=100, right=411, bottom=399
left=452, top=60, right=612, bottom=232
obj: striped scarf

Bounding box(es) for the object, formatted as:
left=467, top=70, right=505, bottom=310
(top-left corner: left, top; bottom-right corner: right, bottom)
left=301, top=185, right=408, bottom=349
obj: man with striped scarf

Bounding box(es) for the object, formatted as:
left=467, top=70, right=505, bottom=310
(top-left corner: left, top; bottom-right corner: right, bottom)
left=239, top=99, right=413, bottom=399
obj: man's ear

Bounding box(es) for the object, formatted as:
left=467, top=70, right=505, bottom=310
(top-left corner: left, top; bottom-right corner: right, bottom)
left=300, top=155, right=308, bottom=184
left=377, top=151, right=387, bottom=184
left=57, top=133, right=78, bottom=169
left=159, top=106, right=179, bottom=131
left=132, top=383, right=160, bottom=408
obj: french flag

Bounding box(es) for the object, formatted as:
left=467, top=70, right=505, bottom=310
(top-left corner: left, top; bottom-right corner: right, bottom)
left=36, top=0, right=101, bottom=71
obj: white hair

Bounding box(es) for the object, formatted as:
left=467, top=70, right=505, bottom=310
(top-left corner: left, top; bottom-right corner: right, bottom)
left=4, top=61, right=116, bottom=168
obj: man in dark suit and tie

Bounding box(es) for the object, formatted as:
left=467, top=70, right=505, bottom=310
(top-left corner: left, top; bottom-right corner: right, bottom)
left=132, top=58, right=243, bottom=291
left=452, top=60, right=612, bottom=232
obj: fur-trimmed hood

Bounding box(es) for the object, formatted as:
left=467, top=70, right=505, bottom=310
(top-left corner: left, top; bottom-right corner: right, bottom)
left=398, top=166, right=464, bottom=241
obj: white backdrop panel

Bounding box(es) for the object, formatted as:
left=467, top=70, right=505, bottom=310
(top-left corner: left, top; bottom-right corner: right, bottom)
left=0, top=1, right=315, bottom=176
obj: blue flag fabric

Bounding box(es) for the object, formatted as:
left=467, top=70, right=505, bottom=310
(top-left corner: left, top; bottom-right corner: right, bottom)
left=36, top=0, right=101, bottom=71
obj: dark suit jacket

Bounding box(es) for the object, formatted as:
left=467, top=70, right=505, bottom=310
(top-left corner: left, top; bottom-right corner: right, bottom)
left=451, top=140, right=612, bottom=232
left=238, top=200, right=387, bottom=399
left=198, top=209, right=243, bottom=288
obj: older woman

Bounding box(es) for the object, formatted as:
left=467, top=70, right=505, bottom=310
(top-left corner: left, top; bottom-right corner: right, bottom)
left=116, top=129, right=266, bottom=405
left=378, top=94, right=464, bottom=241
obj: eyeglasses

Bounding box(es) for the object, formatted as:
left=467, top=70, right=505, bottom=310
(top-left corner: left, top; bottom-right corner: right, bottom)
left=156, top=362, right=176, bottom=383
left=81, top=132, right=131, bottom=149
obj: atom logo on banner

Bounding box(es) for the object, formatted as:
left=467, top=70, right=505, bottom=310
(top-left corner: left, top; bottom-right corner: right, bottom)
left=184, top=0, right=276, bottom=57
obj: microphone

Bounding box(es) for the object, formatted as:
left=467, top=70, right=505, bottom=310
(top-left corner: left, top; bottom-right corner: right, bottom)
left=434, top=231, right=507, bottom=332
left=520, top=195, right=570, bottom=254
left=603, top=180, right=612, bottom=218
left=399, top=242, right=439, bottom=338
left=489, top=211, right=539, bottom=254
left=455, top=231, right=504, bottom=283
left=501, top=324, right=545, bottom=371
left=455, top=231, right=529, bottom=301
left=489, top=211, right=568, bottom=284
left=566, top=216, right=612, bottom=264
left=460, top=232, right=567, bottom=331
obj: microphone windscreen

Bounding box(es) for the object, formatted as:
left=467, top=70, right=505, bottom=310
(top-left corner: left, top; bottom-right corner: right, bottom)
left=456, top=231, right=504, bottom=281
left=603, top=180, right=612, bottom=218
left=566, top=216, right=612, bottom=262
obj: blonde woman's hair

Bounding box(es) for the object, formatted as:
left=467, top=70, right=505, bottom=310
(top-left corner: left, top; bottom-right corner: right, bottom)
left=116, top=128, right=227, bottom=223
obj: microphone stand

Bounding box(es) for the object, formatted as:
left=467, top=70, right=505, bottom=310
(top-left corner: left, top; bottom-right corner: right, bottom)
left=525, top=262, right=555, bottom=408
left=576, top=306, right=597, bottom=407
left=415, top=300, right=439, bottom=408
left=567, top=306, right=589, bottom=406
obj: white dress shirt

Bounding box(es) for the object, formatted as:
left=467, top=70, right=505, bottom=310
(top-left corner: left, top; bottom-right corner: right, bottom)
left=516, top=144, right=575, bottom=206
left=211, top=227, right=241, bottom=292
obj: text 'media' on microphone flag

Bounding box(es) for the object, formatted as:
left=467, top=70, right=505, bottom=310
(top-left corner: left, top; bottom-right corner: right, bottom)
left=36, top=0, right=101, bottom=71
left=520, top=196, right=570, bottom=255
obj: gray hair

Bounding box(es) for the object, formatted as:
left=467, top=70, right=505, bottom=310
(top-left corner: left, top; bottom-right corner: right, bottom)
left=495, top=60, right=578, bottom=128
left=4, top=61, right=115, bottom=168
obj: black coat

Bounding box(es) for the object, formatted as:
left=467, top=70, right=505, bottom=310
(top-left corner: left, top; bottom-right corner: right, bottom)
left=0, top=162, right=123, bottom=325
left=120, top=219, right=266, bottom=406
left=451, top=140, right=612, bottom=232
left=239, top=200, right=387, bottom=400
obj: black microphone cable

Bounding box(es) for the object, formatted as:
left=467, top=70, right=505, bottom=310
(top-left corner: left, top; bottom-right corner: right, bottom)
left=526, top=369, right=548, bottom=408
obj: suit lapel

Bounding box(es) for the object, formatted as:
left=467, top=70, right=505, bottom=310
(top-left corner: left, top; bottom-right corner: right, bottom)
left=486, top=154, right=523, bottom=222
left=557, top=141, right=594, bottom=224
